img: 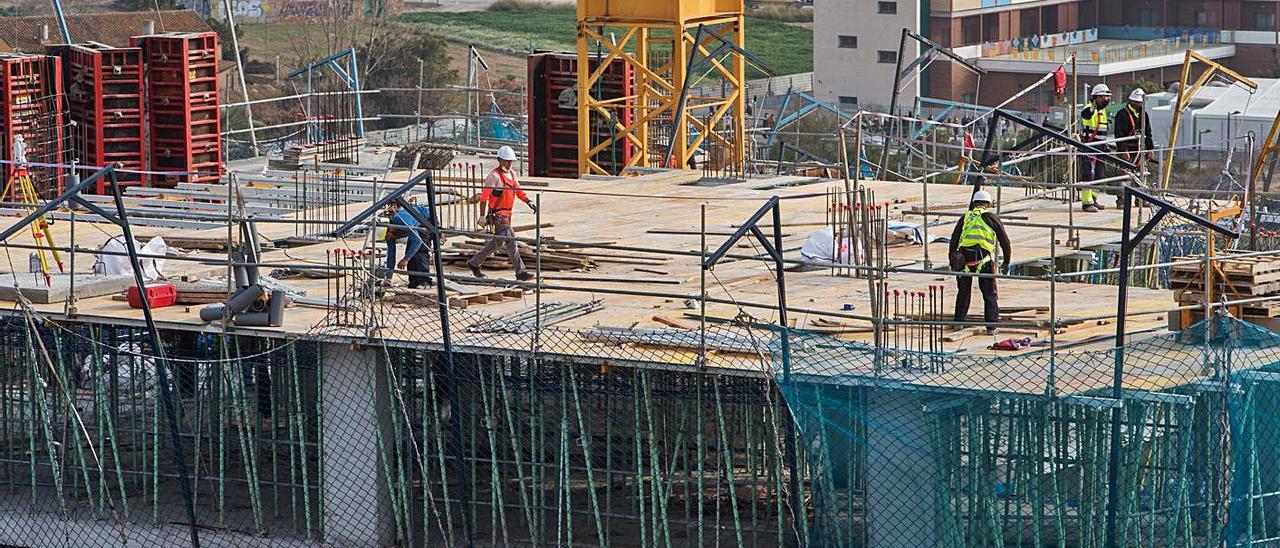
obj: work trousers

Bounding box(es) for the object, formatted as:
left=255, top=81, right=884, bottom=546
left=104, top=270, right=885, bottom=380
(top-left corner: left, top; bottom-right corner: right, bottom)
left=468, top=216, right=526, bottom=275
left=953, top=246, right=999, bottom=324
left=406, top=245, right=434, bottom=288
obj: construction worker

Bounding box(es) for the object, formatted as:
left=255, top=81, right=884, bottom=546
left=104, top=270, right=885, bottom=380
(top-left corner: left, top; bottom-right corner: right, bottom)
left=468, top=145, right=537, bottom=281
left=949, top=189, right=1012, bottom=334
left=1079, top=83, right=1112, bottom=212
left=1114, top=88, right=1155, bottom=168
left=385, top=201, right=436, bottom=289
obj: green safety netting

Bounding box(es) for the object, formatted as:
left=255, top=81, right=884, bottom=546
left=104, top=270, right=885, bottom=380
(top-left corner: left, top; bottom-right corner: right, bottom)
left=776, top=315, right=1280, bottom=547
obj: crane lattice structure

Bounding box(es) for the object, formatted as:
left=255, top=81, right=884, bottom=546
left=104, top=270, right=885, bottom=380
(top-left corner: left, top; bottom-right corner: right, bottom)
left=576, top=0, right=750, bottom=176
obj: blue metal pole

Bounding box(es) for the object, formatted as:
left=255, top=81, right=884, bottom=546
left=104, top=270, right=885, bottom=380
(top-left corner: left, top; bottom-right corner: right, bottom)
left=49, top=0, right=72, bottom=43
left=348, top=48, right=365, bottom=138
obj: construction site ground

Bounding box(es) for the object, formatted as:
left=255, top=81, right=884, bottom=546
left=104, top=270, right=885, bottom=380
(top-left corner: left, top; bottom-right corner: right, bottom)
left=0, top=166, right=1180, bottom=395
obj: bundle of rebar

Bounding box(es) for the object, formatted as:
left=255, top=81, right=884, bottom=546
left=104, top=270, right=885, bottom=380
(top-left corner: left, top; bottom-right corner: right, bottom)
left=579, top=326, right=786, bottom=354
left=466, top=300, right=603, bottom=334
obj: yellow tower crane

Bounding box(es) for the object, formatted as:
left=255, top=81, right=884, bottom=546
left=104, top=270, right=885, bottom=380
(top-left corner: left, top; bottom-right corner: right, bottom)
left=576, top=0, right=756, bottom=176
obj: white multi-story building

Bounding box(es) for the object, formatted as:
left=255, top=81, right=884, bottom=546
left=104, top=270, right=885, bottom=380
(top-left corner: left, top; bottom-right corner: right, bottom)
left=813, top=0, right=1277, bottom=113
left=814, top=0, right=921, bottom=110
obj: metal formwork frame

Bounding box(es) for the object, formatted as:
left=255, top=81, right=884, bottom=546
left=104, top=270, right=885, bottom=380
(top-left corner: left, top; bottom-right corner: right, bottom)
left=135, top=32, right=222, bottom=187
left=66, top=44, right=145, bottom=192
left=576, top=12, right=746, bottom=175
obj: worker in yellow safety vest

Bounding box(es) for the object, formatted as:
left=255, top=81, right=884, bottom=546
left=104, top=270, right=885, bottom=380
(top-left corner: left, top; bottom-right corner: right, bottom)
left=1079, top=83, right=1112, bottom=212
left=948, top=190, right=1012, bottom=334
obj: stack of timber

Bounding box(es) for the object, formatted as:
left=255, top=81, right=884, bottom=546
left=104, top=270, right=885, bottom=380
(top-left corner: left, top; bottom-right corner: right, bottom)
left=442, top=238, right=670, bottom=273
left=1171, top=254, right=1280, bottom=321
left=273, top=137, right=367, bottom=170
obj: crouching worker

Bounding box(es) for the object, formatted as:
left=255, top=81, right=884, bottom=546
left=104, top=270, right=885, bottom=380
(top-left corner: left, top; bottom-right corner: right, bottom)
left=385, top=201, right=436, bottom=289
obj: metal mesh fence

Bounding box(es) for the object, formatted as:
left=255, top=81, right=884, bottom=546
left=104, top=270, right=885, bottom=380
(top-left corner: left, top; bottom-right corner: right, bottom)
left=4, top=266, right=1280, bottom=546
left=0, top=298, right=806, bottom=547
left=780, top=314, right=1280, bottom=547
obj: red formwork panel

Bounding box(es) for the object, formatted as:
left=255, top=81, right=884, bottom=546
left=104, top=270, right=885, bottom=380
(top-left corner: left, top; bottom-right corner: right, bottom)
left=0, top=54, right=64, bottom=198
left=527, top=52, right=633, bottom=178
left=63, top=44, right=146, bottom=193
left=133, top=32, right=221, bottom=187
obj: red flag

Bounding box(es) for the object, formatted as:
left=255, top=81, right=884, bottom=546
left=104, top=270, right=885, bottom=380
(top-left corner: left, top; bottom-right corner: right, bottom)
left=1052, top=66, right=1068, bottom=97
left=963, top=132, right=975, bottom=152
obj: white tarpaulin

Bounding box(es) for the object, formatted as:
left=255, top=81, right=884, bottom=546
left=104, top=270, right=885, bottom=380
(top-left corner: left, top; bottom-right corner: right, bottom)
left=100, top=236, right=168, bottom=280
left=801, top=226, right=856, bottom=264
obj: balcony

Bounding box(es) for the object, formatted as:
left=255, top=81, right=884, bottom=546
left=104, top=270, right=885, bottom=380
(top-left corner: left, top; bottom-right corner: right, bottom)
left=972, top=33, right=1235, bottom=76
left=930, top=0, right=1058, bottom=14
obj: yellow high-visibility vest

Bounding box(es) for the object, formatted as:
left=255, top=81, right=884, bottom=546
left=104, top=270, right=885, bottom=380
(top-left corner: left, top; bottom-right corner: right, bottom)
left=959, top=207, right=997, bottom=254
left=1082, top=107, right=1109, bottom=139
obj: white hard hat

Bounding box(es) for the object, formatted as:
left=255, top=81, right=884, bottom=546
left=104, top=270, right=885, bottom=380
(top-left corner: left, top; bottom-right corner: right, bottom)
left=1129, top=88, right=1146, bottom=102
left=972, top=190, right=993, bottom=203
left=1091, top=83, right=1112, bottom=97
left=496, top=146, right=517, bottom=161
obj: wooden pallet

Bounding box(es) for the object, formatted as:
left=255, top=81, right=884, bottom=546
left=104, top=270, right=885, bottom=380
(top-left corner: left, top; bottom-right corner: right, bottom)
left=1177, top=296, right=1280, bottom=319
left=1169, top=255, right=1280, bottom=297
left=1171, top=254, right=1280, bottom=276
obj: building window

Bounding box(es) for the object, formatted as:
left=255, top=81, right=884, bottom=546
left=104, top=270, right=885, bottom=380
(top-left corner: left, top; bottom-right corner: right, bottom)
left=961, top=15, right=981, bottom=45
left=961, top=93, right=976, bottom=105
left=838, top=35, right=858, bottom=49
left=1257, top=12, right=1276, bottom=31
left=1138, top=8, right=1159, bottom=27
left=877, top=50, right=898, bottom=64
left=1194, top=10, right=1208, bottom=27
left=839, top=96, right=859, bottom=106
left=877, top=2, right=897, bottom=14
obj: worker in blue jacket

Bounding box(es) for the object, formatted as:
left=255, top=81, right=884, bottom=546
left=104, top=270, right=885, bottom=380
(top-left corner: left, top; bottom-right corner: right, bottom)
left=385, top=202, right=436, bottom=289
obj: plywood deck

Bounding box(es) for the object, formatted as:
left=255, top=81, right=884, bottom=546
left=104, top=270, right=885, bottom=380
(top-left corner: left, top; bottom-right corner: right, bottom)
left=0, top=167, right=1195, bottom=395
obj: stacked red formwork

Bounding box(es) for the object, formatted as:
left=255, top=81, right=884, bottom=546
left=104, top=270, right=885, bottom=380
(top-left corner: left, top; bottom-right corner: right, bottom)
left=0, top=54, right=64, bottom=198
left=133, top=32, right=220, bottom=187
left=65, top=44, right=145, bottom=194
left=527, top=52, right=632, bottom=178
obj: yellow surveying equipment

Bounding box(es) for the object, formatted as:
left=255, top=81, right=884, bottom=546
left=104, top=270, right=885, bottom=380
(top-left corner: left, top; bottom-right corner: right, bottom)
left=2, top=136, right=62, bottom=285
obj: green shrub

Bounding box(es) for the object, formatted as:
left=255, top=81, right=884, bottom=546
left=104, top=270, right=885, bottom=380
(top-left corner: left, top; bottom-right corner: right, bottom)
left=488, top=0, right=574, bottom=12
left=747, top=4, right=812, bottom=23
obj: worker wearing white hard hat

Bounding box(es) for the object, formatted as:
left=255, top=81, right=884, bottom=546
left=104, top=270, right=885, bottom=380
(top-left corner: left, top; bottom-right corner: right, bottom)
left=467, top=146, right=537, bottom=281
left=1079, top=83, right=1114, bottom=212
left=1115, top=88, right=1155, bottom=168
left=948, top=188, right=1011, bottom=334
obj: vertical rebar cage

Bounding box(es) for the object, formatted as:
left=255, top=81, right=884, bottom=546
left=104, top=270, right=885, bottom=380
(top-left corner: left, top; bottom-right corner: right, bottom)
left=0, top=54, right=64, bottom=198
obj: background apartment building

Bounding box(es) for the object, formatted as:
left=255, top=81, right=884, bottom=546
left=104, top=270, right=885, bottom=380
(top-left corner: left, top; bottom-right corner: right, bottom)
left=815, top=0, right=1280, bottom=112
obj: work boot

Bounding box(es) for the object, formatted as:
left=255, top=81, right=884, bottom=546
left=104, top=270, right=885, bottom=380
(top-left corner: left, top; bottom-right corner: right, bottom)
left=469, top=264, right=486, bottom=279
left=517, top=271, right=534, bottom=282
left=1094, top=202, right=1107, bottom=210
left=985, top=326, right=998, bottom=335
left=1082, top=203, right=1099, bottom=213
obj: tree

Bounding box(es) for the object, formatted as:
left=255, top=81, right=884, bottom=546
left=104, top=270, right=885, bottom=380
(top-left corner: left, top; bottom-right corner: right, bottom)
left=359, top=26, right=458, bottom=129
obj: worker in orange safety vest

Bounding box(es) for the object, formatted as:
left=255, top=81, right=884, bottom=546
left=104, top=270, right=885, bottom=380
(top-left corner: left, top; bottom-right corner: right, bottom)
left=467, top=146, right=537, bottom=281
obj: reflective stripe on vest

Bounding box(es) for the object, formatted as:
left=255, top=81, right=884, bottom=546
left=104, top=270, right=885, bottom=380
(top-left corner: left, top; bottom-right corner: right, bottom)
left=959, top=207, right=997, bottom=254
left=1082, top=108, right=1109, bottom=137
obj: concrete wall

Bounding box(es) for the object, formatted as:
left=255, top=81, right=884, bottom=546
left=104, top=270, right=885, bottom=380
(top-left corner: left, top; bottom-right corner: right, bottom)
left=814, top=0, right=921, bottom=110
